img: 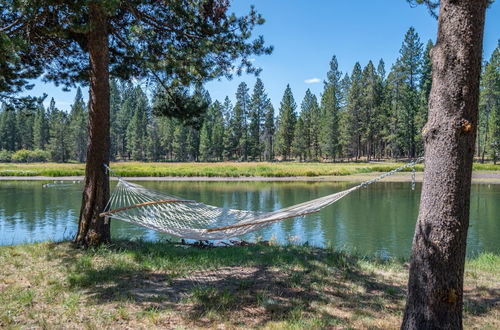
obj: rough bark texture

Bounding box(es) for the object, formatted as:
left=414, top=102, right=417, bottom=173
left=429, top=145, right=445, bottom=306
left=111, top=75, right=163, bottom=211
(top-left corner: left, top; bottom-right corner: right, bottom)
left=74, top=2, right=111, bottom=247
left=402, top=1, right=487, bottom=329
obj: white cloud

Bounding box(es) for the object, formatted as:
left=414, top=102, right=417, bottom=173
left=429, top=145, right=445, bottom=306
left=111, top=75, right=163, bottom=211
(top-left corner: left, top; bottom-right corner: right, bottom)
left=304, top=78, right=321, bottom=84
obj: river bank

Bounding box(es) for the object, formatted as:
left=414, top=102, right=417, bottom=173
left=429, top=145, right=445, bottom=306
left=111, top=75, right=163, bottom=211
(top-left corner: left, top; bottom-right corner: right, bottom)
left=0, top=240, right=498, bottom=329
left=1, top=161, right=499, bottom=184
left=2, top=171, right=500, bottom=184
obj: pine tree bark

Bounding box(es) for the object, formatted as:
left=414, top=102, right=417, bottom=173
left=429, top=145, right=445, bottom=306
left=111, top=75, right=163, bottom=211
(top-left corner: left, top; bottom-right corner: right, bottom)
left=74, top=2, right=111, bottom=247
left=402, top=0, right=487, bottom=329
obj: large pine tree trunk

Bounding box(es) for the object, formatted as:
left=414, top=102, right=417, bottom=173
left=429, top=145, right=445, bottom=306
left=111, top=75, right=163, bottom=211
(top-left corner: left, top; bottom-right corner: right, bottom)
left=74, top=2, right=111, bottom=247
left=402, top=1, right=487, bottom=329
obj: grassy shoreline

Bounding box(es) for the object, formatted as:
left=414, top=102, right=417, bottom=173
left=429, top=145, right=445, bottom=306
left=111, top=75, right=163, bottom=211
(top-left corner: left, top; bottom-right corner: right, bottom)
left=0, top=161, right=499, bottom=178
left=1, top=240, right=498, bottom=329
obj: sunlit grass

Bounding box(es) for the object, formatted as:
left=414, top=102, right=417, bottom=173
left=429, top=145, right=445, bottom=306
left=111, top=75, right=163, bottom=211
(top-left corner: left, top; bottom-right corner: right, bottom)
left=0, top=161, right=497, bottom=178
left=0, top=161, right=428, bottom=177
left=0, top=162, right=500, bottom=178
left=466, top=252, right=500, bottom=273
left=472, top=163, right=500, bottom=171
left=0, top=240, right=498, bottom=329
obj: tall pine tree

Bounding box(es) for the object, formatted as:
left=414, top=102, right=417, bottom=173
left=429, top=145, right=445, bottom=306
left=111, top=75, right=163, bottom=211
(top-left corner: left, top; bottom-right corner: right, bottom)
left=126, top=86, right=149, bottom=161
left=248, top=78, right=269, bottom=160
left=47, top=104, right=70, bottom=162
left=116, top=83, right=136, bottom=159
left=481, top=41, right=500, bottom=163
left=299, top=89, right=320, bottom=160
left=16, top=108, right=34, bottom=150
left=0, top=105, right=18, bottom=151
left=275, top=85, right=297, bottom=160
left=222, top=97, right=235, bottom=160
left=69, top=87, right=88, bottom=162
left=199, top=105, right=214, bottom=161
left=360, top=61, right=383, bottom=160
left=346, top=63, right=363, bottom=159
left=33, top=104, right=49, bottom=150
left=262, top=103, right=275, bottom=161
left=233, top=82, right=250, bottom=160
left=211, top=101, right=225, bottom=160
left=292, top=116, right=307, bottom=161
left=395, top=27, right=423, bottom=158
left=109, top=79, right=122, bottom=160
left=320, top=55, right=342, bottom=161
left=416, top=40, right=433, bottom=155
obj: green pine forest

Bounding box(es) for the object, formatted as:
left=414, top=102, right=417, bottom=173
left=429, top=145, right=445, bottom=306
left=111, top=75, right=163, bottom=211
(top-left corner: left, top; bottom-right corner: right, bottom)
left=1, top=28, right=499, bottom=164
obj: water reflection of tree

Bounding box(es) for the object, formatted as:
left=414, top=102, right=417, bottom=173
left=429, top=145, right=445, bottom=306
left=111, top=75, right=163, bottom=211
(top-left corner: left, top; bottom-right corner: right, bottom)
left=0, top=182, right=81, bottom=243
left=469, top=184, right=500, bottom=256
left=1, top=181, right=498, bottom=255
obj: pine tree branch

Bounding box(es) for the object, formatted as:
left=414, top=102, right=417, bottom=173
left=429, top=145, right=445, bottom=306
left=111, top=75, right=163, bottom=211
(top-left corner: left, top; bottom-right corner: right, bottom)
left=0, top=19, right=22, bottom=32
left=126, top=4, right=200, bottom=40
left=407, top=0, right=439, bottom=19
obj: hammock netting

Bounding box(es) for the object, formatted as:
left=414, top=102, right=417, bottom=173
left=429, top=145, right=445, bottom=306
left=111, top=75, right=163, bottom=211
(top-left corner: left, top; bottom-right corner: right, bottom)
left=101, top=158, right=423, bottom=240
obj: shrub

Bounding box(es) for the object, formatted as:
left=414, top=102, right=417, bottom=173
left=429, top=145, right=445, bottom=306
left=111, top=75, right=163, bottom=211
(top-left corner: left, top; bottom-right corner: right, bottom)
left=0, top=149, right=12, bottom=162
left=29, top=149, right=50, bottom=162
left=11, top=149, right=31, bottom=162
left=11, top=149, right=50, bottom=162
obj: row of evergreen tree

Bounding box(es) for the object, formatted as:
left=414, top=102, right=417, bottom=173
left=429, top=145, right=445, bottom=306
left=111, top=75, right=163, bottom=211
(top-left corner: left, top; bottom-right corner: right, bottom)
left=0, top=90, right=87, bottom=162
left=1, top=28, right=499, bottom=163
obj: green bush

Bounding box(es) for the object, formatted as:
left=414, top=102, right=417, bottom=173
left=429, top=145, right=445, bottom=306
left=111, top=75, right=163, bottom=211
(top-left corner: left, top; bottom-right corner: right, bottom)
left=0, top=149, right=12, bottom=162
left=29, top=149, right=50, bottom=162
left=11, top=149, right=31, bottom=162
left=11, top=149, right=50, bottom=163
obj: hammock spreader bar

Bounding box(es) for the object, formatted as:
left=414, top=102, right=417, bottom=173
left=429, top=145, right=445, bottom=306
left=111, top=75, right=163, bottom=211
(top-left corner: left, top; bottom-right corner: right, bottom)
left=99, top=199, right=195, bottom=218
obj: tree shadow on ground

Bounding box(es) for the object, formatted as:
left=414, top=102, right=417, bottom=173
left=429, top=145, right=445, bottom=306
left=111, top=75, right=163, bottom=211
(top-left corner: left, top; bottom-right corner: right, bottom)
left=46, top=241, right=499, bottom=327
left=463, top=286, right=500, bottom=316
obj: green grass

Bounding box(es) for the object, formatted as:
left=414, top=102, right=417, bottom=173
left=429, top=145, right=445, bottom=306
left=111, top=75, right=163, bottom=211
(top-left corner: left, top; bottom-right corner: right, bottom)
left=0, top=161, right=498, bottom=178
left=0, top=161, right=423, bottom=177
left=472, top=163, right=500, bottom=171
left=0, top=240, right=498, bottom=329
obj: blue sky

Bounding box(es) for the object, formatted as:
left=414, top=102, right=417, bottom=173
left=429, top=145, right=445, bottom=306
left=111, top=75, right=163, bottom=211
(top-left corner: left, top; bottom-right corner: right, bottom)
left=23, top=0, right=500, bottom=111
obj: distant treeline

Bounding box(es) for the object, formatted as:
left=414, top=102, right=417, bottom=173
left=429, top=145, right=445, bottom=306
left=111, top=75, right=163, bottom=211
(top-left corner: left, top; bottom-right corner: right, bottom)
left=1, top=28, right=499, bottom=163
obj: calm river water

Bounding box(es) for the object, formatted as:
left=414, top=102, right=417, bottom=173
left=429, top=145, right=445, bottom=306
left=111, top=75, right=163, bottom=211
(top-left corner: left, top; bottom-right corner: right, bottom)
left=0, top=180, right=498, bottom=258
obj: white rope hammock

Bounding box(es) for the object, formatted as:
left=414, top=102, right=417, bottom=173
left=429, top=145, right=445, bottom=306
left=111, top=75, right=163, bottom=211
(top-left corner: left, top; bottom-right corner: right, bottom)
left=101, top=158, right=423, bottom=240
